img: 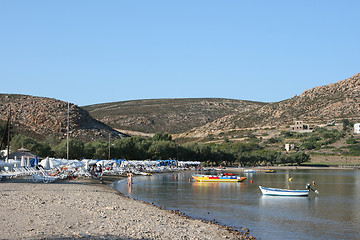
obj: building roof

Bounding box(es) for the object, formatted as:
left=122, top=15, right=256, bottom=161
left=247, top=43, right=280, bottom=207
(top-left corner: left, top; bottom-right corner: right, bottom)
left=8, top=151, right=36, bottom=159
left=17, top=148, right=30, bottom=152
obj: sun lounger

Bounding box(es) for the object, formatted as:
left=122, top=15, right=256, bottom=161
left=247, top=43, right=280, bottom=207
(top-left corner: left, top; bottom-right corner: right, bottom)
left=31, top=173, right=59, bottom=183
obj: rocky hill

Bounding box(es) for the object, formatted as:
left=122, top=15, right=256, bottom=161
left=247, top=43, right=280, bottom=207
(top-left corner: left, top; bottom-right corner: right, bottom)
left=0, top=94, right=128, bottom=141
left=83, top=98, right=267, bottom=134
left=183, top=73, right=360, bottom=137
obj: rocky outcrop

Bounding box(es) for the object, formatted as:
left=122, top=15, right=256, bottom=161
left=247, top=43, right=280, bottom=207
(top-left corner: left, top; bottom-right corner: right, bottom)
left=0, top=94, right=128, bottom=141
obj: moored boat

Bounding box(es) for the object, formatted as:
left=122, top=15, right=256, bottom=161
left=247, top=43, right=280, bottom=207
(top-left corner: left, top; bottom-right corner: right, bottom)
left=192, top=174, right=246, bottom=182
left=243, top=169, right=257, bottom=173
left=265, top=169, right=276, bottom=173
left=259, top=186, right=309, bottom=197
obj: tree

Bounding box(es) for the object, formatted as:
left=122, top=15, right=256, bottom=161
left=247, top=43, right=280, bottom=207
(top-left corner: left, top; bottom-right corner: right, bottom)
left=53, top=139, right=84, bottom=159
left=83, top=142, right=96, bottom=159
left=10, top=134, right=53, bottom=157
left=113, top=136, right=149, bottom=160
left=148, top=141, right=176, bottom=160
left=287, top=152, right=310, bottom=165
left=342, top=119, right=350, bottom=131
left=178, top=142, right=197, bottom=160
left=91, top=141, right=108, bottom=159
left=153, top=132, right=172, bottom=141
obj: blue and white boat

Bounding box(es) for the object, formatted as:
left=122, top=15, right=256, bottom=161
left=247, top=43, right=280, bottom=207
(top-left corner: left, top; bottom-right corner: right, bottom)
left=243, top=169, right=257, bottom=173
left=259, top=186, right=309, bottom=197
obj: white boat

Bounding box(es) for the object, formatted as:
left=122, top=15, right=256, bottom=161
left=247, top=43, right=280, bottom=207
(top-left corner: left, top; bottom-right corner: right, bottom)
left=243, top=169, right=257, bottom=173
left=259, top=186, right=309, bottom=197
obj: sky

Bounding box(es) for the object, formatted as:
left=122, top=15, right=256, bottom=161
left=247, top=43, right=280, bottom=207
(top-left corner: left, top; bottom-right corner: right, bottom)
left=1, top=1, right=359, bottom=106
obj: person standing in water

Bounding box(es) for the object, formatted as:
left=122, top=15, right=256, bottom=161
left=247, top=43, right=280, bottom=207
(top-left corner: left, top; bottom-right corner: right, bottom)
left=127, top=171, right=133, bottom=186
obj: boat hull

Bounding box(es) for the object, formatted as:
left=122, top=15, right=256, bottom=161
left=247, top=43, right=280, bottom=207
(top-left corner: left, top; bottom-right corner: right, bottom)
left=259, top=186, right=309, bottom=197
left=192, top=175, right=246, bottom=182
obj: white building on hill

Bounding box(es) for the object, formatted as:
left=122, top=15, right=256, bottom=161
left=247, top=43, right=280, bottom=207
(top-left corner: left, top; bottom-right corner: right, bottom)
left=354, top=123, right=360, bottom=134
left=289, top=121, right=313, bottom=133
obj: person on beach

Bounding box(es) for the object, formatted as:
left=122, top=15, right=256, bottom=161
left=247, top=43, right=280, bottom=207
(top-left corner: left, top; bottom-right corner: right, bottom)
left=127, top=171, right=133, bottom=185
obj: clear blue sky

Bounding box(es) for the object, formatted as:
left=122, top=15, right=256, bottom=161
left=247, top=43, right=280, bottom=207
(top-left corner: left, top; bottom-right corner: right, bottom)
left=1, top=1, right=359, bottom=106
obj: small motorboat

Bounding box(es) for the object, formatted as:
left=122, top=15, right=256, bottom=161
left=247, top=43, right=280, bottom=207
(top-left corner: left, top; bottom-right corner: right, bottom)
left=192, top=174, right=246, bottom=182
left=133, top=170, right=151, bottom=176
left=259, top=186, right=310, bottom=197
left=243, top=169, right=257, bottom=173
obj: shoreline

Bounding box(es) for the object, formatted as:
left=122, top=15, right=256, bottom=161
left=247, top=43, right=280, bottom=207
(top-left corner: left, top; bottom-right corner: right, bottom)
left=0, top=175, right=255, bottom=240
left=222, top=165, right=360, bottom=173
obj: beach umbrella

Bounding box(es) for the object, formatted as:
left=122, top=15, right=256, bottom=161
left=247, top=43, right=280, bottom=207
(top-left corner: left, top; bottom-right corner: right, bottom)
left=85, top=161, right=89, bottom=170
left=26, top=157, right=30, bottom=167
left=20, top=156, right=26, bottom=167
left=40, top=157, right=51, bottom=170
left=49, top=158, right=54, bottom=169
left=34, top=156, right=38, bottom=166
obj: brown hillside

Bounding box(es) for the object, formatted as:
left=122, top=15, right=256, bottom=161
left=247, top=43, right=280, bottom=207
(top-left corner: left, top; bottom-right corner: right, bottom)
left=184, top=73, right=360, bottom=136
left=83, top=98, right=266, bottom=134
left=0, top=94, right=128, bottom=141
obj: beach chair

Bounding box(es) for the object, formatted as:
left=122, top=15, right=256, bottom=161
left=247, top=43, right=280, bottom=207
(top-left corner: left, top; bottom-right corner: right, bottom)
left=31, top=173, right=59, bottom=183
left=31, top=169, right=59, bottom=183
left=0, top=170, right=17, bottom=179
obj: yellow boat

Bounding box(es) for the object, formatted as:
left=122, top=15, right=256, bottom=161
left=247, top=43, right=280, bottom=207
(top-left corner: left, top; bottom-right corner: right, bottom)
left=192, top=174, right=247, bottom=182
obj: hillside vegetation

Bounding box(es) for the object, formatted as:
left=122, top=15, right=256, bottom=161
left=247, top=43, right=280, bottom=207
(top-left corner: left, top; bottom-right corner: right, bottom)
left=83, top=98, right=266, bottom=134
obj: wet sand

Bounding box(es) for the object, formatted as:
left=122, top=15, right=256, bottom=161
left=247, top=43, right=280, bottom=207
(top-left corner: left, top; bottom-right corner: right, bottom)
left=0, top=176, right=254, bottom=240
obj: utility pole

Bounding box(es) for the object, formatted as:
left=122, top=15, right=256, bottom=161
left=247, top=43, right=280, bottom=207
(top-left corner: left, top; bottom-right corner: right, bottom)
left=108, top=133, right=111, bottom=160
left=6, top=107, right=11, bottom=160
left=67, top=102, right=69, bottom=160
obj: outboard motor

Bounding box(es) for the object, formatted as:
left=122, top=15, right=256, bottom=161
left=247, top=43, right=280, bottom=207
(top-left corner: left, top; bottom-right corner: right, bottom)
left=306, top=183, right=311, bottom=190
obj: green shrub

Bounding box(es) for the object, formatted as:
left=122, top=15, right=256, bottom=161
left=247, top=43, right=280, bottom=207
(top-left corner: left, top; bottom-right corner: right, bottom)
left=346, top=138, right=358, bottom=144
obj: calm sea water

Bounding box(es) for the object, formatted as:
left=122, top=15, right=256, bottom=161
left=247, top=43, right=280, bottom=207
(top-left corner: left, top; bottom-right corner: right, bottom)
left=113, top=169, right=360, bottom=240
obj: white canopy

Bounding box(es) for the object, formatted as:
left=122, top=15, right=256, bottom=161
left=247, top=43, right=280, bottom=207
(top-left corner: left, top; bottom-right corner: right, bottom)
left=96, top=160, right=117, bottom=167
left=66, top=160, right=85, bottom=168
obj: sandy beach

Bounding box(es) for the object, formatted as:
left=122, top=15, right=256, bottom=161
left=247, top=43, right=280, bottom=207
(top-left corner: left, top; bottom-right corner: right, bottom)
left=0, top=176, right=254, bottom=240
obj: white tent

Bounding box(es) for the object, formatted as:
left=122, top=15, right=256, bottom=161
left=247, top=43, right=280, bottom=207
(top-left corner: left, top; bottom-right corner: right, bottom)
left=88, top=160, right=99, bottom=165
left=50, top=158, right=68, bottom=168
left=66, top=160, right=85, bottom=169
left=96, top=160, right=117, bottom=167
